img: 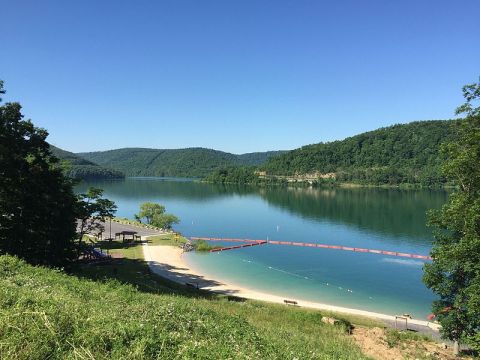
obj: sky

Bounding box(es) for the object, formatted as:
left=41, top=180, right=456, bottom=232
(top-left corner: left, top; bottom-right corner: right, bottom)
left=1, top=0, right=479, bottom=154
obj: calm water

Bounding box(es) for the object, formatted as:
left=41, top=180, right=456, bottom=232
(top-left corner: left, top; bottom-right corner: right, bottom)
left=76, top=178, right=448, bottom=318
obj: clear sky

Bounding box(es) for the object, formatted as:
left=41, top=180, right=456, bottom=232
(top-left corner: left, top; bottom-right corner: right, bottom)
left=1, top=0, right=479, bottom=154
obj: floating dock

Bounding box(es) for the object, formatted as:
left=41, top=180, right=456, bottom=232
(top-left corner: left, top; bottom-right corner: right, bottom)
left=209, top=241, right=268, bottom=252
left=190, top=237, right=432, bottom=260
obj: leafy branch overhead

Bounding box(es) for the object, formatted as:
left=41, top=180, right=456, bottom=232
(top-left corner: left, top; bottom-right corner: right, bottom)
left=0, top=81, right=77, bottom=266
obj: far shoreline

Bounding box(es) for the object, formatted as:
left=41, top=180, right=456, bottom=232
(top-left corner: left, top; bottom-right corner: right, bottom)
left=142, top=243, right=440, bottom=331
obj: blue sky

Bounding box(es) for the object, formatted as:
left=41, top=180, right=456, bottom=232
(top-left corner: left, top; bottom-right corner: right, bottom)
left=1, top=0, right=479, bottom=154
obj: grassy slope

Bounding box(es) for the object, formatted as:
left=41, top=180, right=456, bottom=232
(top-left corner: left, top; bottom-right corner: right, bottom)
left=0, top=237, right=372, bottom=359
left=77, top=148, right=285, bottom=178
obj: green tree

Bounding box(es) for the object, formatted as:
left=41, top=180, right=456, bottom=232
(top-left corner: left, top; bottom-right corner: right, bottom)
left=136, top=202, right=165, bottom=224
left=153, top=213, right=180, bottom=230
left=423, top=79, right=480, bottom=354
left=135, top=202, right=179, bottom=230
left=0, top=81, right=77, bottom=266
left=76, top=187, right=117, bottom=248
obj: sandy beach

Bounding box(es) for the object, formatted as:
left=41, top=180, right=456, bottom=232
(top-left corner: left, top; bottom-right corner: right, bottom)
left=142, top=243, right=440, bottom=330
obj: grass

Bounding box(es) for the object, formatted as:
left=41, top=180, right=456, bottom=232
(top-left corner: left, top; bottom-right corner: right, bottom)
left=0, top=255, right=370, bottom=359
left=385, top=329, right=433, bottom=348
left=147, top=233, right=188, bottom=247
left=192, top=239, right=222, bottom=252
left=146, top=234, right=220, bottom=251
left=76, top=236, right=203, bottom=297
left=0, top=236, right=401, bottom=358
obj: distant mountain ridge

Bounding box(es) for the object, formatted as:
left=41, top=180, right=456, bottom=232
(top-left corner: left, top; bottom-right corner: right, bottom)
left=61, top=119, right=457, bottom=186
left=49, top=145, right=125, bottom=180
left=77, top=147, right=286, bottom=178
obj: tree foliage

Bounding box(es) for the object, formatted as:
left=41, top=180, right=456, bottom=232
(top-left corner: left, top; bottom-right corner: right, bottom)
left=50, top=145, right=124, bottom=180
left=76, top=187, right=117, bottom=247
left=260, top=120, right=457, bottom=186
left=205, top=166, right=259, bottom=184
left=0, top=81, right=77, bottom=266
left=135, top=202, right=179, bottom=230
left=423, top=80, right=480, bottom=352
left=136, top=202, right=166, bottom=224
left=78, top=147, right=285, bottom=178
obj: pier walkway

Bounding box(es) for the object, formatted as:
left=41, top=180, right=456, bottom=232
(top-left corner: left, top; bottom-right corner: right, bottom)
left=190, top=237, right=432, bottom=260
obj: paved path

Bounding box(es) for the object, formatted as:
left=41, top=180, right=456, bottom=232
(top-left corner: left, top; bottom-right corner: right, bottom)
left=79, top=220, right=165, bottom=239
left=382, top=318, right=441, bottom=340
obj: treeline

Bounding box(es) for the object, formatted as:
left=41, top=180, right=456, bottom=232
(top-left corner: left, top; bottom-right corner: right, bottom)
left=50, top=145, right=124, bottom=180
left=63, top=164, right=125, bottom=180
left=205, top=166, right=259, bottom=184
left=260, top=120, right=458, bottom=186
left=208, top=120, right=459, bottom=187
left=205, top=166, right=290, bottom=186
left=78, top=147, right=285, bottom=178
left=334, top=166, right=445, bottom=187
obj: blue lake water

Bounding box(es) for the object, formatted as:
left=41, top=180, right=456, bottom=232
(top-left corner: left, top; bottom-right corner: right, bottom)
left=77, top=178, right=447, bottom=318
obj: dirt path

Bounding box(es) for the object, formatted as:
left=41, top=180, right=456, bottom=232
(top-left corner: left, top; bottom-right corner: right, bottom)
left=353, top=327, right=466, bottom=360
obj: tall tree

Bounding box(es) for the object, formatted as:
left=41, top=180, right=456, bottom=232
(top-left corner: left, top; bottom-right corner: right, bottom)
left=423, top=79, right=480, bottom=354
left=76, top=187, right=117, bottom=248
left=0, top=81, right=77, bottom=266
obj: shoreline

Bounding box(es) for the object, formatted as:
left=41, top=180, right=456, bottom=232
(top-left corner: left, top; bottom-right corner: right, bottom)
left=142, top=243, right=440, bottom=330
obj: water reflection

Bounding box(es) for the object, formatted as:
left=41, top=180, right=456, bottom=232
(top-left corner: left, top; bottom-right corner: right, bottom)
left=76, top=178, right=447, bottom=242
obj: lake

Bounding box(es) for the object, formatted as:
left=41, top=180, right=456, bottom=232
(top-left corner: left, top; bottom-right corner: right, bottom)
left=76, top=177, right=447, bottom=318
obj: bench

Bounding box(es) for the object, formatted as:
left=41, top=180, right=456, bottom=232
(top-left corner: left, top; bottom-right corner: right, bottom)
left=395, top=315, right=410, bottom=330
left=113, top=231, right=138, bottom=242
left=284, top=299, right=298, bottom=306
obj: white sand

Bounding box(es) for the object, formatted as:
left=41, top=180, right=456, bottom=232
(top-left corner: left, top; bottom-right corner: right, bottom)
left=142, top=243, right=440, bottom=330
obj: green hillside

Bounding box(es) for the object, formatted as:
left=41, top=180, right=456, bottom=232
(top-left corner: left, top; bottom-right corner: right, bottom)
left=236, top=151, right=286, bottom=165
left=50, top=145, right=125, bottom=180
left=78, top=147, right=285, bottom=178
left=258, top=120, right=459, bottom=186
left=0, top=255, right=369, bottom=359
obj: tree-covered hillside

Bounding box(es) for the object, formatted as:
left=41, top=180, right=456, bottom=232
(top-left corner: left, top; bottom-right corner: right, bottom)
left=78, top=147, right=285, bottom=178
left=236, top=151, right=286, bottom=165
left=259, top=120, right=459, bottom=186
left=50, top=145, right=124, bottom=180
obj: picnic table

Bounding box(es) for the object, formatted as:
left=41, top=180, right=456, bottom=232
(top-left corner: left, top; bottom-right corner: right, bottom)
left=114, top=231, right=141, bottom=242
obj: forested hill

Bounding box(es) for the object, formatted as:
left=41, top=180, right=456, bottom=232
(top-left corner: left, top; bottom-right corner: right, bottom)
left=77, top=148, right=285, bottom=178
left=258, top=120, right=459, bottom=186
left=50, top=145, right=125, bottom=180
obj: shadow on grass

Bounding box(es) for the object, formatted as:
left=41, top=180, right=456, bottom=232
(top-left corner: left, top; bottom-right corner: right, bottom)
left=71, top=253, right=247, bottom=303
left=94, top=239, right=146, bottom=250
left=146, top=259, right=249, bottom=298
left=93, top=237, right=184, bottom=250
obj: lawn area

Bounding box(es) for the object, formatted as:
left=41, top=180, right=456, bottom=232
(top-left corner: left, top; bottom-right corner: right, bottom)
left=75, top=235, right=200, bottom=296
left=147, top=233, right=188, bottom=247
left=2, top=234, right=456, bottom=359
left=1, top=255, right=370, bottom=359
left=68, top=233, right=462, bottom=359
